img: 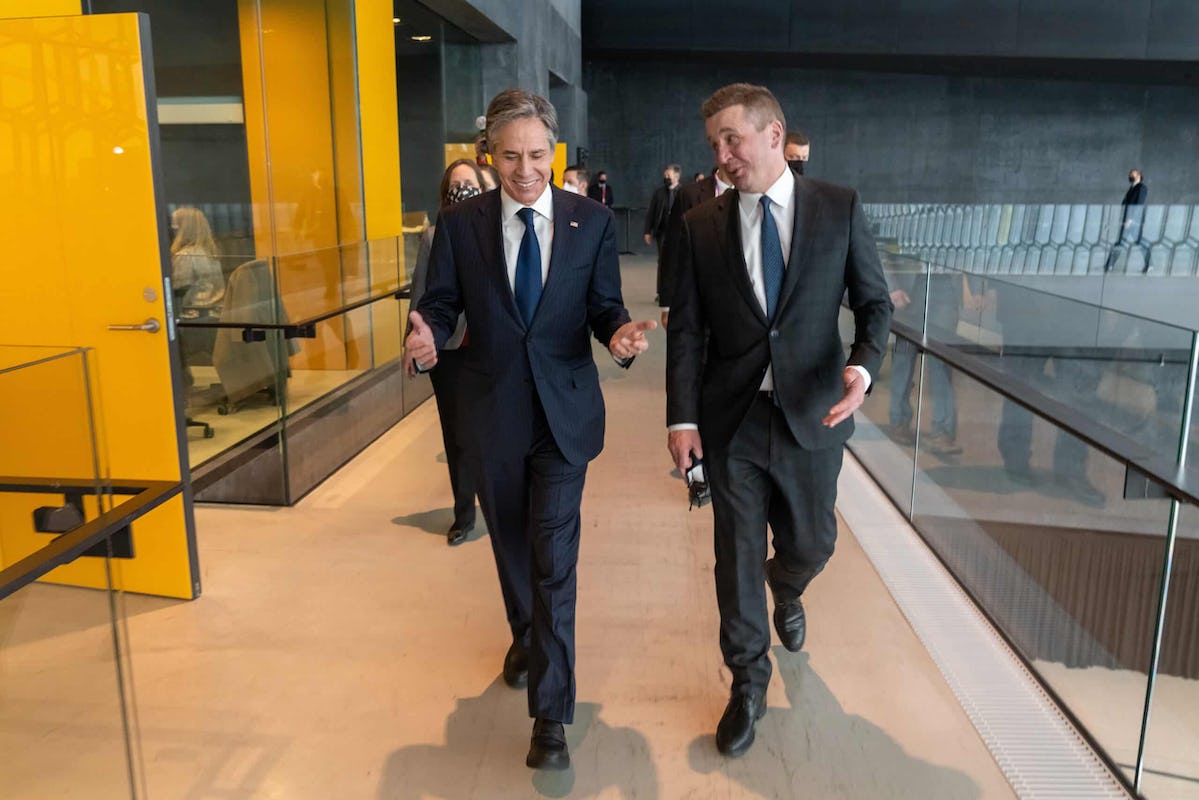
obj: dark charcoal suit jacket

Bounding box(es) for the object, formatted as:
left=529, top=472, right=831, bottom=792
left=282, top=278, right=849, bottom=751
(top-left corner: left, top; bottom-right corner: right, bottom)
left=658, top=175, right=717, bottom=306
left=417, top=187, right=631, bottom=466
left=667, top=177, right=893, bottom=451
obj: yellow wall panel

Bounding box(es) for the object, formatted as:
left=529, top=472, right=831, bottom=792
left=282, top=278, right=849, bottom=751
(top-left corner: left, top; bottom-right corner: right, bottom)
left=356, top=0, right=402, bottom=242
left=444, top=143, right=475, bottom=168
left=0, top=13, right=196, bottom=599
left=0, top=0, right=80, bottom=18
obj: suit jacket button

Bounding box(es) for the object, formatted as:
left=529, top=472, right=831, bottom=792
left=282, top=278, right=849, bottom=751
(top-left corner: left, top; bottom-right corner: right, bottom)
left=770, top=329, right=779, bottom=339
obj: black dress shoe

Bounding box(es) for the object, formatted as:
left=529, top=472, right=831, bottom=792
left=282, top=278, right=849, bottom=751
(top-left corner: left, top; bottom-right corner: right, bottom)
left=502, top=639, right=528, bottom=689
left=446, top=521, right=473, bottom=547
left=715, top=691, right=766, bottom=757
left=526, top=718, right=570, bottom=770
left=765, top=559, right=806, bottom=652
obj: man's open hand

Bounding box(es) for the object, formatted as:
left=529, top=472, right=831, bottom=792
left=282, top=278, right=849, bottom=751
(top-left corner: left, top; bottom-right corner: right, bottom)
left=823, top=367, right=867, bottom=428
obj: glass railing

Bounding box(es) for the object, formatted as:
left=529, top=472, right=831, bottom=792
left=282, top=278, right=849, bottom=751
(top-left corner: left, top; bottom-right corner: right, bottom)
left=846, top=247, right=1199, bottom=797
left=173, top=231, right=431, bottom=504
left=0, top=346, right=180, bottom=800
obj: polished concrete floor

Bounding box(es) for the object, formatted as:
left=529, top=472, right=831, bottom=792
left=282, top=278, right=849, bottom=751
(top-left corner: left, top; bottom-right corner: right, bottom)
left=2, top=258, right=1017, bottom=799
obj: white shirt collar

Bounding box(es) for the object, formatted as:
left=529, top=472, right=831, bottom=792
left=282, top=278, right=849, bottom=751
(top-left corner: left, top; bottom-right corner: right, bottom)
left=714, top=173, right=733, bottom=196
left=501, top=183, right=554, bottom=222
left=737, top=165, right=794, bottom=218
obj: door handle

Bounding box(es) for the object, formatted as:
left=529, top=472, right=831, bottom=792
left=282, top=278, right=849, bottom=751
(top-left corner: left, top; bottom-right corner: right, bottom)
left=108, top=318, right=161, bottom=334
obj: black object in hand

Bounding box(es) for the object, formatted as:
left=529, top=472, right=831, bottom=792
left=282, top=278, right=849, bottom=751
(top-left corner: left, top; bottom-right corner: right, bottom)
left=685, top=454, right=711, bottom=510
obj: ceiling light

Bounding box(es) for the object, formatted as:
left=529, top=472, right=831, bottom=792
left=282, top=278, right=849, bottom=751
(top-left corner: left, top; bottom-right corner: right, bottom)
left=411, top=35, right=432, bottom=42
left=392, top=17, right=401, bottom=24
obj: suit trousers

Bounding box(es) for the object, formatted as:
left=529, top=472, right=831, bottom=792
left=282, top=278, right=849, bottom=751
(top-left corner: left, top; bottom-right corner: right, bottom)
left=472, top=391, right=587, bottom=724
left=428, top=348, right=476, bottom=529
left=706, top=393, right=843, bottom=694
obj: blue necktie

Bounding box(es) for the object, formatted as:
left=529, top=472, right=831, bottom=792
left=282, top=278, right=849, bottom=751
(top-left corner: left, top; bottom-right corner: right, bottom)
left=760, top=195, right=784, bottom=320
left=515, top=207, right=542, bottom=326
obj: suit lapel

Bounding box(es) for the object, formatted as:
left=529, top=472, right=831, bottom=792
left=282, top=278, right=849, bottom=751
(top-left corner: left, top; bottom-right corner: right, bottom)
left=533, top=187, right=575, bottom=328
left=776, top=177, right=817, bottom=318
left=474, top=191, right=524, bottom=328
left=716, top=190, right=769, bottom=328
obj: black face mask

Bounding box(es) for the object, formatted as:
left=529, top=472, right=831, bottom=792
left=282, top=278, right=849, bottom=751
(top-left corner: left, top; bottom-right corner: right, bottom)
left=598, top=178, right=607, bottom=185
left=788, top=159, right=805, bottom=175
left=1129, top=176, right=1136, bottom=184
left=663, top=177, right=673, bottom=188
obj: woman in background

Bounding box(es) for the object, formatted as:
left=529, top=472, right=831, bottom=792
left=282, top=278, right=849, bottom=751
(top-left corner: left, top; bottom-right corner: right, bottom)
left=407, top=159, right=485, bottom=546
left=171, top=206, right=225, bottom=309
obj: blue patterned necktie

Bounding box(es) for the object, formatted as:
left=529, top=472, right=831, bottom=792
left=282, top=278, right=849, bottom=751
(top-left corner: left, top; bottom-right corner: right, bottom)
left=514, top=207, right=542, bottom=326
left=760, top=195, right=784, bottom=320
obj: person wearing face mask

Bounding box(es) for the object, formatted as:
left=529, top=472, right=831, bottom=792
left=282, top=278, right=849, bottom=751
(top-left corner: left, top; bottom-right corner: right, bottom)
left=645, top=164, right=682, bottom=300
left=657, top=165, right=734, bottom=326
left=586, top=169, right=615, bottom=207
left=1105, top=168, right=1149, bottom=272
left=562, top=164, right=589, bottom=196
left=784, top=130, right=809, bottom=175
left=406, top=158, right=486, bottom=546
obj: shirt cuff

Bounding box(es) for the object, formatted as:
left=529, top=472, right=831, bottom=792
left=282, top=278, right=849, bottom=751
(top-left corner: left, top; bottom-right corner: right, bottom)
left=667, top=423, right=699, bottom=432
left=848, top=364, right=871, bottom=390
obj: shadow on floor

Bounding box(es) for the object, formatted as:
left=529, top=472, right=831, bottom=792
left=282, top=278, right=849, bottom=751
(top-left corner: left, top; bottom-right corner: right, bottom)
left=688, top=649, right=982, bottom=799
left=392, top=508, right=455, bottom=536
left=377, top=679, right=658, bottom=799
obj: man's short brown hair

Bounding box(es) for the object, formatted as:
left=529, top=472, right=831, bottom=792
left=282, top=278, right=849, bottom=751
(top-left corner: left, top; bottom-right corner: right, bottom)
left=701, top=83, right=786, bottom=131
left=785, top=130, right=809, bottom=147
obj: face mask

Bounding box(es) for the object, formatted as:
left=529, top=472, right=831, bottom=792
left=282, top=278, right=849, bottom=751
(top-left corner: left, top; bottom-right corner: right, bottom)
left=445, top=183, right=481, bottom=205
left=1129, top=176, right=1136, bottom=184
left=562, top=181, right=579, bottom=194
left=788, top=159, right=805, bottom=175
left=663, top=177, right=673, bottom=188
left=598, top=178, right=606, bottom=185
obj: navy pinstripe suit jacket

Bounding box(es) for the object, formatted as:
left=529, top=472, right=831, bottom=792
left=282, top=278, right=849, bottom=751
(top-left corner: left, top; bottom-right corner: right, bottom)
left=417, top=186, right=632, bottom=466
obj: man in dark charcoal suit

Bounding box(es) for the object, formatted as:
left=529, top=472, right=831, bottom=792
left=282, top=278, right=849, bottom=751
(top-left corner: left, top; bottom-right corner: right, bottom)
left=406, top=89, right=657, bottom=771
left=666, top=83, right=892, bottom=758
left=657, top=165, right=733, bottom=326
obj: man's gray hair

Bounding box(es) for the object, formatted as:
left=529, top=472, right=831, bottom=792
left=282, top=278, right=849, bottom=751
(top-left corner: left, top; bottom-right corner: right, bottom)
left=486, top=89, right=559, bottom=150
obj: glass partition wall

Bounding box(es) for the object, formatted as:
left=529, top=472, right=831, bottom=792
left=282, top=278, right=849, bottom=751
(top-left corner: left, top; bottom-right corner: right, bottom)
left=88, top=0, right=494, bottom=503
left=848, top=250, right=1199, bottom=798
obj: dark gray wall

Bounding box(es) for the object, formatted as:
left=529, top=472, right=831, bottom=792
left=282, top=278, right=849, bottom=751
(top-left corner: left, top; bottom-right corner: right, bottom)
left=585, top=58, right=1199, bottom=209
left=420, top=0, right=588, bottom=150
left=582, top=0, right=1199, bottom=61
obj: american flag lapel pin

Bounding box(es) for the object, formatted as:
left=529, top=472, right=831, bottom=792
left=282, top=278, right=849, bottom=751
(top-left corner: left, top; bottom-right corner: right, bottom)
left=569, top=220, right=579, bottom=228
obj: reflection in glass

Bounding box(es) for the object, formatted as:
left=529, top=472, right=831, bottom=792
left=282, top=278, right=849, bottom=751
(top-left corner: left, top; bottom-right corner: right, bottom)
left=910, top=359, right=1174, bottom=784
left=1141, top=502, right=1199, bottom=800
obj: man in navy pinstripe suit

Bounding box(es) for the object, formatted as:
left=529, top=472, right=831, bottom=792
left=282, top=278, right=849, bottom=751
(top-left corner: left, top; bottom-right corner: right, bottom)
left=406, top=89, right=656, bottom=771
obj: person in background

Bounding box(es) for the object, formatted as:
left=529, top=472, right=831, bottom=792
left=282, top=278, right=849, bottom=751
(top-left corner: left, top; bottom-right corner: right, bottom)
left=480, top=163, right=501, bottom=192
left=693, top=172, right=706, bottom=182
left=1105, top=168, right=1148, bottom=272
left=171, top=206, right=225, bottom=310
left=645, top=164, right=682, bottom=302
left=658, top=165, right=733, bottom=326
left=587, top=170, right=615, bottom=207
left=406, top=159, right=486, bottom=546
left=784, top=130, right=809, bottom=175
left=562, top=164, right=589, bottom=196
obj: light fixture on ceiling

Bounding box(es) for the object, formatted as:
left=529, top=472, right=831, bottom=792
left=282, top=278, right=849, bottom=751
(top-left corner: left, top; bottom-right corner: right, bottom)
left=392, top=17, right=401, bottom=24
left=411, top=35, right=432, bottom=42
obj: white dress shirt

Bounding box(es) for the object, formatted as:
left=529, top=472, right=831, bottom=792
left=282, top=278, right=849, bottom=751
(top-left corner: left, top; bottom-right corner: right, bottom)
left=500, top=185, right=554, bottom=290
left=668, top=165, right=868, bottom=432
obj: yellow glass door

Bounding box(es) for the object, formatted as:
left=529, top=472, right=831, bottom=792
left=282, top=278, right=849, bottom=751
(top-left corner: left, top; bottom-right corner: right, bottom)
left=0, top=12, right=199, bottom=599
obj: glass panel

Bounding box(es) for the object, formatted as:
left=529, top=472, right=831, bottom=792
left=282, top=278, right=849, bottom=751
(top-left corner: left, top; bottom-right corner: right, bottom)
left=1142, top=501, right=1199, bottom=799
left=911, top=357, right=1174, bottom=783
left=0, top=575, right=134, bottom=799
left=841, top=309, right=915, bottom=517
left=0, top=348, right=105, bottom=569
left=927, top=273, right=1194, bottom=458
